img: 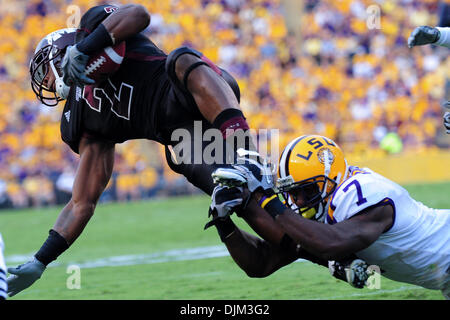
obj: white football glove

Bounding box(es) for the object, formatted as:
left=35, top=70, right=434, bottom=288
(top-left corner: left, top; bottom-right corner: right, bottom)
left=212, top=148, right=275, bottom=193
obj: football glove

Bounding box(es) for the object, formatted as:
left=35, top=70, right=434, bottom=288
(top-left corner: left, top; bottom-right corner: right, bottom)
left=443, top=101, right=450, bottom=134
left=212, top=148, right=275, bottom=193
left=7, top=257, right=46, bottom=297
left=204, top=185, right=247, bottom=229
left=408, top=26, right=441, bottom=48
left=61, top=45, right=95, bottom=87
left=329, top=259, right=369, bottom=289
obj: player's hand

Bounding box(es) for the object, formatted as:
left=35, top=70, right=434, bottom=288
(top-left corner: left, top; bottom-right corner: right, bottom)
left=6, top=257, right=46, bottom=297
left=329, top=259, right=369, bottom=289
left=61, top=45, right=95, bottom=87
left=443, top=101, right=450, bottom=134
left=408, top=26, right=440, bottom=48
left=204, top=185, right=247, bottom=229
left=212, top=148, right=274, bottom=193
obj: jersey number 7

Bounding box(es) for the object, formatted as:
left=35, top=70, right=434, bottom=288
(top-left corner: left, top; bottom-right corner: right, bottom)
left=343, top=180, right=368, bottom=206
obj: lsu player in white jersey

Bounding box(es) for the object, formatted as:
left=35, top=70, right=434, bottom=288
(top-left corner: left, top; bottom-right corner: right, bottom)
left=0, top=233, right=7, bottom=300
left=211, top=135, right=450, bottom=298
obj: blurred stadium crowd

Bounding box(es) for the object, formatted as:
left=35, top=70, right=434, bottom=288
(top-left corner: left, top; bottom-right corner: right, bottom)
left=0, top=0, right=448, bottom=209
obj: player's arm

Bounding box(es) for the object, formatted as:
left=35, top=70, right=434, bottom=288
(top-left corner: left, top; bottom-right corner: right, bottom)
left=62, top=4, right=150, bottom=86
left=224, top=222, right=369, bottom=288
left=76, top=4, right=150, bottom=55
left=100, top=4, right=150, bottom=45
left=52, top=137, right=115, bottom=244
left=6, top=137, right=114, bottom=297
left=207, top=186, right=309, bottom=277
left=223, top=225, right=302, bottom=278
left=259, top=192, right=393, bottom=261
left=208, top=185, right=369, bottom=288
left=212, top=163, right=392, bottom=261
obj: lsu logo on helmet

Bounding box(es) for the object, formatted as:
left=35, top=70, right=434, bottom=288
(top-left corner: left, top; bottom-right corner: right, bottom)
left=277, top=135, right=348, bottom=222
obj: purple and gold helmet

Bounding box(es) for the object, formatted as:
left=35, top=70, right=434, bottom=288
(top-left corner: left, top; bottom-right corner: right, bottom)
left=30, top=28, right=77, bottom=106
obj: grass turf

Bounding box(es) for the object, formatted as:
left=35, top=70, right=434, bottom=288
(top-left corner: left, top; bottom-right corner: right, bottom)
left=0, top=182, right=448, bottom=300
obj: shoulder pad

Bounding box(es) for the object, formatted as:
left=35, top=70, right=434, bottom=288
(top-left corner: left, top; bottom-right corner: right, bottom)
left=327, top=173, right=391, bottom=223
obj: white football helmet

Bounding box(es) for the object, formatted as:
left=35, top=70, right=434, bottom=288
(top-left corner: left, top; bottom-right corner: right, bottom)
left=30, top=28, right=77, bottom=106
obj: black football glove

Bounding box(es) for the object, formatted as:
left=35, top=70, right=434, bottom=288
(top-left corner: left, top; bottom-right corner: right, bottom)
left=204, top=185, right=249, bottom=230
left=408, top=26, right=440, bottom=48
left=212, top=148, right=275, bottom=193
left=329, top=259, right=370, bottom=289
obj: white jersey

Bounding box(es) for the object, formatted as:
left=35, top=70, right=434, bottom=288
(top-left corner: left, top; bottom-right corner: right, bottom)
left=0, top=233, right=7, bottom=299
left=325, top=166, right=450, bottom=292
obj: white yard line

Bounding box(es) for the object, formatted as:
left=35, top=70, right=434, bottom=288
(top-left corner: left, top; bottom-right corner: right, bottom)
left=71, top=245, right=230, bottom=269
left=5, top=248, right=431, bottom=298
left=315, top=285, right=425, bottom=300
left=6, top=245, right=307, bottom=269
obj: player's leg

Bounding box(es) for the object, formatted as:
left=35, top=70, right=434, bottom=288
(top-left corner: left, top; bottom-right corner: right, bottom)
left=165, top=47, right=240, bottom=123
left=162, top=58, right=284, bottom=244
left=164, top=120, right=228, bottom=196
left=165, top=47, right=256, bottom=152
left=164, top=122, right=285, bottom=245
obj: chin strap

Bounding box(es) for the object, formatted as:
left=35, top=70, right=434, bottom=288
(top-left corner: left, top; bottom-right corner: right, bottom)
left=49, top=50, right=70, bottom=100
left=316, top=148, right=333, bottom=222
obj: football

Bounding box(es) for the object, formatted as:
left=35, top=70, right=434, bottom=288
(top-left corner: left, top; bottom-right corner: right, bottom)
left=85, top=41, right=126, bottom=83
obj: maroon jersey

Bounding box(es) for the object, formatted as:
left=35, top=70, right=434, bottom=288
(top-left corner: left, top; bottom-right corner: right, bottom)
left=61, top=4, right=169, bottom=153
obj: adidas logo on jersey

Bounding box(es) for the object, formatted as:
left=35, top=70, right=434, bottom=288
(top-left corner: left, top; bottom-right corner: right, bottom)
left=76, top=86, right=82, bottom=101
left=65, top=111, right=71, bottom=122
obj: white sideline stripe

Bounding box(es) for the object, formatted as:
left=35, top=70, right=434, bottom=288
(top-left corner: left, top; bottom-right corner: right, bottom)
left=5, top=246, right=308, bottom=269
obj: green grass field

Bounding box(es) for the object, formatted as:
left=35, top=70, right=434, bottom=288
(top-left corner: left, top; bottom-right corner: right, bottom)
left=1, top=182, right=449, bottom=300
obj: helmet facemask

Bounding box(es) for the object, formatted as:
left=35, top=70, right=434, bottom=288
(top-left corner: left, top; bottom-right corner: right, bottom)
left=278, top=175, right=339, bottom=222
left=30, top=28, right=76, bottom=106
left=30, top=44, right=69, bottom=106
